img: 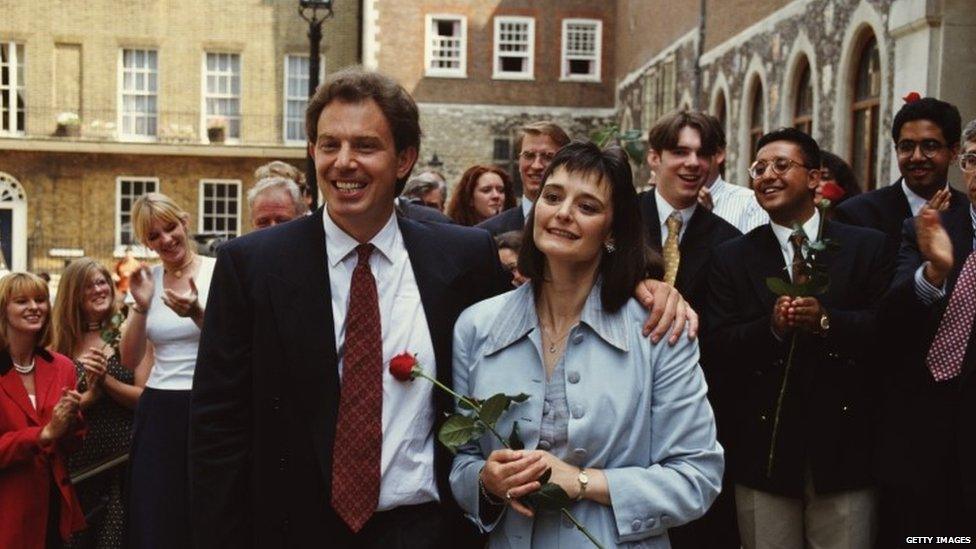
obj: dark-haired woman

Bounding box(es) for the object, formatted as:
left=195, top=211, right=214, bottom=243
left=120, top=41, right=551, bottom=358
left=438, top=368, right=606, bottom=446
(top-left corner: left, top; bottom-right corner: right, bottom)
left=818, top=151, right=862, bottom=207
left=450, top=142, right=723, bottom=547
left=448, top=165, right=517, bottom=226
left=0, top=272, right=87, bottom=548
left=52, top=258, right=147, bottom=548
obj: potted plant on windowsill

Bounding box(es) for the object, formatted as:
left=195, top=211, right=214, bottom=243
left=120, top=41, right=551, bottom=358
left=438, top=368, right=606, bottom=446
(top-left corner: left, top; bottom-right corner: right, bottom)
left=55, top=112, right=81, bottom=137
left=207, top=116, right=227, bottom=144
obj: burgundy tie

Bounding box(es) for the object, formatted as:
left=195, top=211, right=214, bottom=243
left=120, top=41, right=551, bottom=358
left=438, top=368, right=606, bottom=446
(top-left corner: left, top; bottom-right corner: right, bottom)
left=331, top=244, right=383, bottom=532
left=926, top=251, right=976, bottom=382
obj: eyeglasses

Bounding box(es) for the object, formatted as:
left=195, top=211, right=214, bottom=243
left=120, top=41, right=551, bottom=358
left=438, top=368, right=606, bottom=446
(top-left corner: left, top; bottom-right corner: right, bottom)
left=960, top=153, right=976, bottom=174
left=895, top=139, right=947, bottom=158
left=748, top=157, right=812, bottom=180
left=519, top=151, right=556, bottom=164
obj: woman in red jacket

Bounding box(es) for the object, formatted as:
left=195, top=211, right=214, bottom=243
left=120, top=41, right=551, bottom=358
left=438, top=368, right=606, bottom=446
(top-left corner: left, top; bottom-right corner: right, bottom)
left=0, top=272, right=86, bottom=548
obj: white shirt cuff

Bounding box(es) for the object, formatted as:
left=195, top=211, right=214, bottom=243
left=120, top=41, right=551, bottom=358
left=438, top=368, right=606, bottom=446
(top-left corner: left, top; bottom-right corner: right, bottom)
left=914, top=263, right=946, bottom=305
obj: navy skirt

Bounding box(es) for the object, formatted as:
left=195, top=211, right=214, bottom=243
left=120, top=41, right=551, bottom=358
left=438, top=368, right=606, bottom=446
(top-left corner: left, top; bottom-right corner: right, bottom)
left=127, top=387, right=191, bottom=549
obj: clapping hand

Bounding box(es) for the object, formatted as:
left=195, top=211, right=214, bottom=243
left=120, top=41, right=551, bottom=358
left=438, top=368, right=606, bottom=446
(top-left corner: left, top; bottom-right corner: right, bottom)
left=917, top=207, right=954, bottom=287
left=162, top=277, right=202, bottom=320
left=129, top=264, right=154, bottom=312
left=40, top=388, right=82, bottom=444
left=926, top=188, right=952, bottom=212
left=77, top=347, right=108, bottom=407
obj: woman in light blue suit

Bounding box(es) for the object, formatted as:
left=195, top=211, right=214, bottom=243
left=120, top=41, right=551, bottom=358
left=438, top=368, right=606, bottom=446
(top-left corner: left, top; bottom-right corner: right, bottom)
left=450, top=141, right=723, bottom=548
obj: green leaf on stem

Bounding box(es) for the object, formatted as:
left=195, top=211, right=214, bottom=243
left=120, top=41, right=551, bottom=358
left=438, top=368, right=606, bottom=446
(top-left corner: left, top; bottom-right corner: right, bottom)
left=458, top=396, right=482, bottom=411
left=538, top=467, right=552, bottom=485
left=438, top=415, right=479, bottom=454
left=479, top=394, right=510, bottom=428
left=508, top=421, right=524, bottom=450
left=525, top=482, right=574, bottom=510
left=508, top=393, right=530, bottom=403
left=766, top=277, right=799, bottom=296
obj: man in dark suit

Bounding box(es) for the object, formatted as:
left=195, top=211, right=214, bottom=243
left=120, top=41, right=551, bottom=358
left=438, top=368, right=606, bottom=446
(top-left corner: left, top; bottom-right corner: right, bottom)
left=188, top=68, right=511, bottom=548
left=875, top=119, right=976, bottom=545
left=477, top=121, right=570, bottom=236
left=707, top=128, right=891, bottom=548
left=640, top=111, right=741, bottom=549
left=836, top=96, right=964, bottom=262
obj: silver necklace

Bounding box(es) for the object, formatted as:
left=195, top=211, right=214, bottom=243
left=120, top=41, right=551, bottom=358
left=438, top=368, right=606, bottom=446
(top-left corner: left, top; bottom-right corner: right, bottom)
left=541, top=325, right=572, bottom=354
left=13, top=358, right=35, bottom=375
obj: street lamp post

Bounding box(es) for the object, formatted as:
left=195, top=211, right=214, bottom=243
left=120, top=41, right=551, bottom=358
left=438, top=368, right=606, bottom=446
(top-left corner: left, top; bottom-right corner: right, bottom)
left=299, top=0, right=334, bottom=210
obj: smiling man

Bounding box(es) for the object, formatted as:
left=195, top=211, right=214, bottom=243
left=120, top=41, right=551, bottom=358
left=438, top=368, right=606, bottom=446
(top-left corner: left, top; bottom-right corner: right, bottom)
left=836, top=96, right=964, bottom=261
left=706, top=128, right=891, bottom=549
left=638, top=111, right=741, bottom=549
left=477, top=121, right=570, bottom=236
left=189, top=68, right=512, bottom=548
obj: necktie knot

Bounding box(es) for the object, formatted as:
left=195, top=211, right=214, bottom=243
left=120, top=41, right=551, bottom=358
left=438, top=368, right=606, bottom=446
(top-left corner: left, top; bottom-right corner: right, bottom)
left=355, top=243, right=375, bottom=265
left=666, top=211, right=683, bottom=234
left=789, top=230, right=807, bottom=251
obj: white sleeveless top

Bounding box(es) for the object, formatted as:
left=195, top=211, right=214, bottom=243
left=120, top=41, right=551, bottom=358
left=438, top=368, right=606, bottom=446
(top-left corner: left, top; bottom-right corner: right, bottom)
left=145, top=256, right=216, bottom=390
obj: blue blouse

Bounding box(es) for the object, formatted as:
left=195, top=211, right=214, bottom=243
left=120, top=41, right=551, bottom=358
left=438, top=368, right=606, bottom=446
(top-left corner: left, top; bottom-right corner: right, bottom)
left=449, top=282, right=724, bottom=548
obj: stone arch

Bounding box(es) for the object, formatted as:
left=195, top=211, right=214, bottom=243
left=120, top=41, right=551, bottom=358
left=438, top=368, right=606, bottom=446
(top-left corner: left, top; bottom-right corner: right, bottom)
left=833, top=1, right=891, bottom=184
left=709, top=70, right=732, bottom=148
left=781, top=31, right=821, bottom=140
left=737, top=55, right=769, bottom=185
left=0, top=172, right=28, bottom=271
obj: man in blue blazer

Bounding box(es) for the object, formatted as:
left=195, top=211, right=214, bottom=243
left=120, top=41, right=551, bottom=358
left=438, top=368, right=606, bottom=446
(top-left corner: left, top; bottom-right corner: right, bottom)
left=875, top=119, right=976, bottom=545
left=706, top=128, right=891, bottom=548
left=836, top=97, right=964, bottom=262
left=189, top=68, right=694, bottom=549
left=477, top=121, right=570, bottom=236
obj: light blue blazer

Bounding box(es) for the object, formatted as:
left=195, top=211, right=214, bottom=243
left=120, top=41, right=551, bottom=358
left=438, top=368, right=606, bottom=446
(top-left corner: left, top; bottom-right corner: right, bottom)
left=449, top=282, right=723, bottom=548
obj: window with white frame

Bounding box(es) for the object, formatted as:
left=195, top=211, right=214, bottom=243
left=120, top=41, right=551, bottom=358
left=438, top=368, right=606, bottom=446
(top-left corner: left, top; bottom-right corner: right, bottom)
left=120, top=49, right=158, bottom=138
left=561, top=19, right=601, bottom=81
left=116, top=177, right=158, bottom=247
left=199, top=180, right=241, bottom=237
left=283, top=55, right=325, bottom=144
left=493, top=17, right=534, bottom=79
left=0, top=42, right=25, bottom=134
left=425, top=15, right=466, bottom=78
left=204, top=52, right=241, bottom=140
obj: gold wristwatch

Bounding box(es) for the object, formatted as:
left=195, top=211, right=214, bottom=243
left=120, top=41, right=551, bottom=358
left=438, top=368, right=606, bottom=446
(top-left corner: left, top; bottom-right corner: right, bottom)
left=818, top=312, right=830, bottom=335
left=576, top=468, right=589, bottom=501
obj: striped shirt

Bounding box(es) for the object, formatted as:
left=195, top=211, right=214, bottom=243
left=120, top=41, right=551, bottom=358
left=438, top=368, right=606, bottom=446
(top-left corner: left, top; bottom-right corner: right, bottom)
left=708, top=176, right=768, bottom=233
left=914, top=204, right=976, bottom=303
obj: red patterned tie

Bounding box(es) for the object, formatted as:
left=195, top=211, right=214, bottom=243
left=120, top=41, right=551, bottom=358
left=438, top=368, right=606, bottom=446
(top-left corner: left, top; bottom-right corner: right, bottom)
left=331, top=244, right=383, bottom=532
left=926, top=251, right=976, bottom=382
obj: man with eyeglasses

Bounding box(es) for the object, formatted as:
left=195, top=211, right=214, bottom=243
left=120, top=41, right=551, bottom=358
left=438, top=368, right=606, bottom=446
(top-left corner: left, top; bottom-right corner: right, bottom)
left=476, top=121, right=570, bottom=236
left=873, top=118, right=976, bottom=545
left=836, top=96, right=965, bottom=262
left=706, top=128, right=891, bottom=549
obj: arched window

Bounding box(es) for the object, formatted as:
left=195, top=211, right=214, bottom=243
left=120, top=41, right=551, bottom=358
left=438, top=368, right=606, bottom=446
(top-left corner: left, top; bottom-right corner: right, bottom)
left=713, top=90, right=727, bottom=135
left=748, top=81, right=765, bottom=163
left=850, top=34, right=880, bottom=190
left=793, top=58, right=814, bottom=135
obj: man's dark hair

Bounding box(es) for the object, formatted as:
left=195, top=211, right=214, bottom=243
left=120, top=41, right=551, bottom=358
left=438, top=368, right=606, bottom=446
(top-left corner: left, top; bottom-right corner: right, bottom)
left=756, top=127, right=822, bottom=168
left=518, top=141, right=652, bottom=312
left=647, top=110, right=723, bottom=156
left=495, top=230, right=523, bottom=253
left=891, top=97, right=962, bottom=146
left=305, top=66, right=421, bottom=193
left=701, top=112, right=727, bottom=150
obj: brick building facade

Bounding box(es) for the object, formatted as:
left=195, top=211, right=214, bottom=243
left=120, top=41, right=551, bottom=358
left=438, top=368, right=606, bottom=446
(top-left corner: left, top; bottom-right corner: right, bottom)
left=0, top=0, right=359, bottom=272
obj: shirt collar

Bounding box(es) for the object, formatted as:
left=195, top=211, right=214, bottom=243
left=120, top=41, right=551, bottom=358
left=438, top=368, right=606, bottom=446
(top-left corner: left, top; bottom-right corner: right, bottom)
left=521, top=197, right=533, bottom=219
left=707, top=176, right=728, bottom=195
left=770, top=208, right=821, bottom=255
left=483, top=280, right=630, bottom=356
left=654, top=187, right=696, bottom=229
left=901, top=179, right=949, bottom=216
left=322, top=206, right=399, bottom=268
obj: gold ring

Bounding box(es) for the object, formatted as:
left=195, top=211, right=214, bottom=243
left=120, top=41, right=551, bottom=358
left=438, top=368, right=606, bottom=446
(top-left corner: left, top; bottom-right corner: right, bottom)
left=505, top=490, right=512, bottom=501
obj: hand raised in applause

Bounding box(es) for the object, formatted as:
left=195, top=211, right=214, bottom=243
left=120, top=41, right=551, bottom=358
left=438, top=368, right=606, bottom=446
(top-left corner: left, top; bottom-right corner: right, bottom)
left=926, top=187, right=952, bottom=212
left=40, top=388, right=82, bottom=444
left=77, top=347, right=108, bottom=407
left=162, top=277, right=202, bottom=320
left=916, top=206, right=954, bottom=287
left=128, top=264, right=154, bottom=313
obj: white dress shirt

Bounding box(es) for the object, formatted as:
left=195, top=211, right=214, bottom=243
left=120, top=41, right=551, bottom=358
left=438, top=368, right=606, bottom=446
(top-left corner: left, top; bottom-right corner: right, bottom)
left=769, top=209, right=822, bottom=281
left=521, top=196, right=533, bottom=222
left=654, top=187, right=696, bottom=246
left=708, top=176, right=769, bottom=233
left=323, top=208, right=439, bottom=510
left=901, top=179, right=950, bottom=217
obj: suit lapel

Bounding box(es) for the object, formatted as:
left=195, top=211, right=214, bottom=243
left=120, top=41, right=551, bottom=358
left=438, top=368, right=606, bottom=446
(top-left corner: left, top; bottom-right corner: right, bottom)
left=745, top=226, right=788, bottom=310
left=265, top=212, right=339, bottom=482
left=0, top=352, right=40, bottom=424
left=886, top=179, right=914, bottom=220
left=676, top=208, right=712, bottom=293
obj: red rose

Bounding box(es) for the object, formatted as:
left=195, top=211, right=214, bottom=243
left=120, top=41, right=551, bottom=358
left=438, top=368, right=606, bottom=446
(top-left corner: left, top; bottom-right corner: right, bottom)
left=389, top=353, right=418, bottom=381
left=820, top=181, right=846, bottom=202
left=902, top=91, right=922, bottom=104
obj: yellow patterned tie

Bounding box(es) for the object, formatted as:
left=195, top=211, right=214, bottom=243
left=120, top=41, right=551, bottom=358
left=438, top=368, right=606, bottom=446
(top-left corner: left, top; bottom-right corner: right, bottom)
left=663, top=211, right=682, bottom=286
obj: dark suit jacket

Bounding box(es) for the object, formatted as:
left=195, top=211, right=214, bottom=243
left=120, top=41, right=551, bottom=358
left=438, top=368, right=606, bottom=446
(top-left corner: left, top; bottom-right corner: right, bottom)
left=638, top=191, right=741, bottom=311
left=876, top=198, right=976, bottom=516
left=835, top=179, right=967, bottom=262
left=705, top=220, right=891, bottom=497
left=189, top=210, right=511, bottom=548
left=475, top=204, right=524, bottom=236
left=396, top=197, right=453, bottom=224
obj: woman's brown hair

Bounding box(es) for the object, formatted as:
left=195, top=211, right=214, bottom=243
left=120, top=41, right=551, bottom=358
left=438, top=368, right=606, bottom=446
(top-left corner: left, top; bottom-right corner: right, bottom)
left=0, top=272, right=53, bottom=350
left=446, top=165, right=516, bottom=226
left=51, top=258, right=118, bottom=356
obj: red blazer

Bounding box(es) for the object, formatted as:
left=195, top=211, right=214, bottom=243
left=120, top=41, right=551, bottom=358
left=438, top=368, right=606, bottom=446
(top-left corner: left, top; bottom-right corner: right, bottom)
left=0, top=348, right=86, bottom=549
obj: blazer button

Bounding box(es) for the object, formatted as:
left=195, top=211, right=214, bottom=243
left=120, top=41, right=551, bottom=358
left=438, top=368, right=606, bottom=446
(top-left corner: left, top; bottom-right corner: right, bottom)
left=774, top=359, right=784, bottom=367
left=272, top=397, right=281, bottom=411
left=538, top=439, right=552, bottom=450
left=631, top=519, right=643, bottom=531
left=572, top=333, right=584, bottom=345
left=279, top=457, right=287, bottom=471
left=543, top=400, right=551, bottom=416
left=753, top=369, right=763, bottom=377
left=760, top=414, right=767, bottom=422
left=644, top=518, right=656, bottom=529
left=568, top=372, right=580, bottom=384
left=571, top=405, right=585, bottom=419
left=573, top=448, right=587, bottom=459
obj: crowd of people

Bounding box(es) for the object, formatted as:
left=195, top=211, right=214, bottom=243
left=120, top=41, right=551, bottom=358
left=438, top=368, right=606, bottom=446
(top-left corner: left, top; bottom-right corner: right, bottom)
left=0, top=65, right=973, bottom=549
